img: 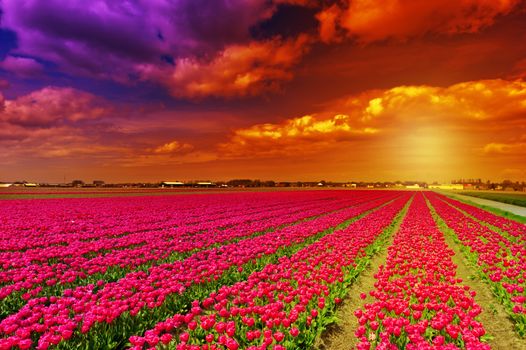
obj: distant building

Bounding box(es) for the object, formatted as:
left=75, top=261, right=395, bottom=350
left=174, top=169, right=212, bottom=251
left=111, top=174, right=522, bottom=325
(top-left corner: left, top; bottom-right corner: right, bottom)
left=405, top=184, right=420, bottom=189
left=196, top=181, right=214, bottom=187
left=93, top=180, right=105, bottom=187
left=161, top=181, right=185, bottom=188
left=0, top=183, right=12, bottom=188
left=428, top=184, right=464, bottom=190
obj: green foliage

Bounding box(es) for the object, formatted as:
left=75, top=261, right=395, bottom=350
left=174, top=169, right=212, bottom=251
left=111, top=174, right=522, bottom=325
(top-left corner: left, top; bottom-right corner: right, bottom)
left=55, top=205, right=383, bottom=349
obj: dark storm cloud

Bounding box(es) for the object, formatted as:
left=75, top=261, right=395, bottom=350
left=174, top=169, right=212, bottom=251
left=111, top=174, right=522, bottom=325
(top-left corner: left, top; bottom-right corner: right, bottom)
left=0, top=0, right=278, bottom=81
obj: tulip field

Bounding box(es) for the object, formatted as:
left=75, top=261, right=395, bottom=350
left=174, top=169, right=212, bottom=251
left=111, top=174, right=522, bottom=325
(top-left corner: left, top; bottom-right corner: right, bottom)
left=0, top=190, right=524, bottom=349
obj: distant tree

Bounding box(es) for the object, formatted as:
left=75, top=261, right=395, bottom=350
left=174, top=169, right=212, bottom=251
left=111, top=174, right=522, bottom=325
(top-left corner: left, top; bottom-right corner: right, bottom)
left=72, top=180, right=84, bottom=187
left=227, top=179, right=252, bottom=187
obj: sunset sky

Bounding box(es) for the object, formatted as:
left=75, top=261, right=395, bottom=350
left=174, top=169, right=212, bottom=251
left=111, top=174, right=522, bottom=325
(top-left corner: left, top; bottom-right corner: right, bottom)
left=1, top=0, right=526, bottom=183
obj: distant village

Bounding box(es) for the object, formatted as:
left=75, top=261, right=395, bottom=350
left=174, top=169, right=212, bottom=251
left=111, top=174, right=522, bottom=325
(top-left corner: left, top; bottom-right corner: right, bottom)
left=1, top=178, right=525, bottom=191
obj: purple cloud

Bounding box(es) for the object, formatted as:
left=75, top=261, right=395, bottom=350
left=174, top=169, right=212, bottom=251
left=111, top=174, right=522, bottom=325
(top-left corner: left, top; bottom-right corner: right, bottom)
left=1, top=86, right=109, bottom=128
left=0, top=0, right=276, bottom=82
left=0, top=55, right=43, bottom=77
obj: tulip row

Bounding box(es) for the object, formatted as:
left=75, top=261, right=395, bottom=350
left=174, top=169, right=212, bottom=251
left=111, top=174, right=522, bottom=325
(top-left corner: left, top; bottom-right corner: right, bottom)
left=0, top=191, right=383, bottom=313
left=125, top=194, right=411, bottom=350
left=0, top=191, right=349, bottom=253
left=0, top=192, right=403, bottom=349
left=355, top=193, right=490, bottom=349
left=2, top=192, right=390, bottom=280
left=0, top=191, right=392, bottom=319
left=1, top=191, right=385, bottom=269
left=426, top=192, right=526, bottom=336
left=438, top=194, right=526, bottom=245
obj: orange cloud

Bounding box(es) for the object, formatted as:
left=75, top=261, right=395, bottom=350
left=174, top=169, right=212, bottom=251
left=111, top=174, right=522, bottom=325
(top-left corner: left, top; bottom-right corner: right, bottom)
left=1, top=86, right=109, bottom=127
left=318, top=0, right=521, bottom=43
left=138, top=35, right=311, bottom=98
left=0, top=86, right=222, bottom=175
left=118, top=150, right=218, bottom=168
left=511, top=58, right=526, bottom=79
left=330, top=79, right=526, bottom=126
left=315, top=4, right=343, bottom=43
left=219, top=78, right=526, bottom=158
left=483, top=142, right=526, bottom=154
left=0, top=87, right=126, bottom=168
left=153, top=140, right=194, bottom=154
left=0, top=120, right=127, bottom=164
left=219, top=113, right=378, bottom=157
left=273, top=0, right=317, bottom=5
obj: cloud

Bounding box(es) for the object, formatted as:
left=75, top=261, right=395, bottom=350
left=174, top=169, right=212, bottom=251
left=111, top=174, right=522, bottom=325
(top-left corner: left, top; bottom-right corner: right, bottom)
left=218, top=113, right=378, bottom=157
left=138, top=35, right=312, bottom=98
left=0, top=56, right=44, bottom=77
left=315, top=0, right=521, bottom=43
left=483, top=142, right=526, bottom=154
left=219, top=78, right=526, bottom=157
left=315, top=4, right=343, bottom=43
left=1, top=86, right=109, bottom=127
left=511, top=58, right=526, bottom=79
left=0, top=86, right=124, bottom=166
left=0, top=86, right=218, bottom=171
left=331, top=79, right=526, bottom=124
left=2, top=0, right=520, bottom=100
left=118, top=150, right=218, bottom=168
left=0, top=122, right=119, bottom=164
left=0, top=0, right=279, bottom=84
left=274, top=0, right=318, bottom=5
left=0, top=79, right=10, bottom=90
left=153, top=140, right=194, bottom=154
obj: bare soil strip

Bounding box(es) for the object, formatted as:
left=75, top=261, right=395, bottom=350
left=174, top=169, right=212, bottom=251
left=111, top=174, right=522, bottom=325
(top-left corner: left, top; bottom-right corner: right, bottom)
left=315, top=198, right=411, bottom=350
left=444, top=234, right=525, bottom=349
left=428, top=200, right=526, bottom=349
left=315, top=246, right=391, bottom=350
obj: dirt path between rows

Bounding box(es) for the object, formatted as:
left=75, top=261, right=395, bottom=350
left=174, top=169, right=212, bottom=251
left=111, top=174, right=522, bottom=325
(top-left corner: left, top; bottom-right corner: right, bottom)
left=315, top=237, right=393, bottom=349
left=443, top=231, right=526, bottom=349
left=315, top=204, right=407, bottom=349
